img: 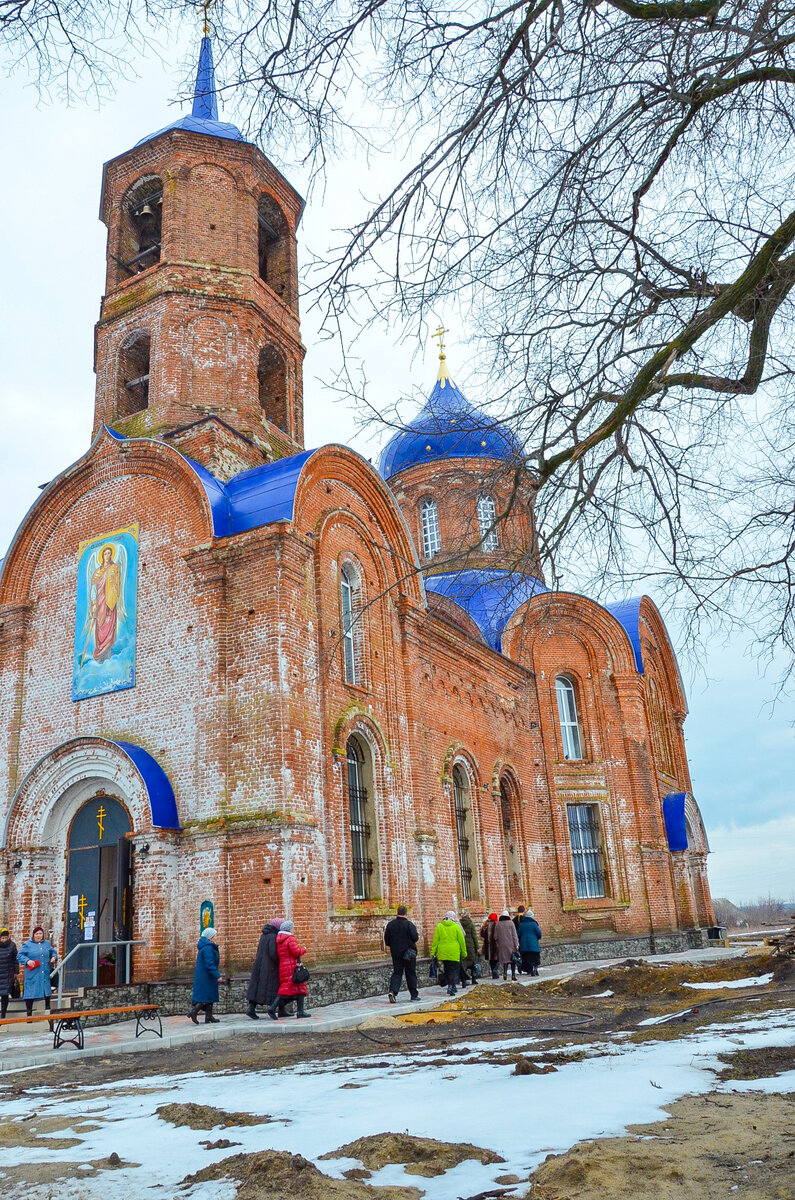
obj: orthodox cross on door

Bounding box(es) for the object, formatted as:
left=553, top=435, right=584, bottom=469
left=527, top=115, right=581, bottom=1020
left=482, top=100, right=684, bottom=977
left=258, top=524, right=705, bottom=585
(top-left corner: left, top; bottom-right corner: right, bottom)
left=96, top=804, right=106, bottom=840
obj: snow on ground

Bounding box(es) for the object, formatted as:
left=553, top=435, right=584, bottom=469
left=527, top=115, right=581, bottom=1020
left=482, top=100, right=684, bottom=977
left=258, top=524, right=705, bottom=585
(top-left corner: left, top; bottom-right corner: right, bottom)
left=6, top=1008, right=795, bottom=1199
left=681, top=973, right=774, bottom=990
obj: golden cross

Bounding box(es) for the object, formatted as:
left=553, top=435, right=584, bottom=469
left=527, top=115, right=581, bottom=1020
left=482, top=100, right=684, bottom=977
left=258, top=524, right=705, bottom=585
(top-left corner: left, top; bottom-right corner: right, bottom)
left=432, top=324, right=449, bottom=360
left=78, top=895, right=87, bottom=931
left=96, top=804, right=106, bottom=841
left=202, top=0, right=215, bottom=36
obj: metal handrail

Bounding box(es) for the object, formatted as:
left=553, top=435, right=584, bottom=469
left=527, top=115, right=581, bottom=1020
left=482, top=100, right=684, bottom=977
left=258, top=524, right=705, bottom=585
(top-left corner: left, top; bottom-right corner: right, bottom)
left=53, top=939, right=147, bottom=1005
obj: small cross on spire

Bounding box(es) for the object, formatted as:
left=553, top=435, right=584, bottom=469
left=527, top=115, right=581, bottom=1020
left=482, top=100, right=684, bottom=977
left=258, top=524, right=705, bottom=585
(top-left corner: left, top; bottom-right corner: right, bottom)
left=432, top=324, right=451, bottom=384
left=202, top=0, right=214, bottom=37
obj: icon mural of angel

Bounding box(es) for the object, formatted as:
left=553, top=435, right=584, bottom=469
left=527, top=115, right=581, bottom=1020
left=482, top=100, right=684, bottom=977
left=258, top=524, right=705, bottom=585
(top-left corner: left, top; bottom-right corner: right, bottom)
left=79, top=542, right=128, bottom=666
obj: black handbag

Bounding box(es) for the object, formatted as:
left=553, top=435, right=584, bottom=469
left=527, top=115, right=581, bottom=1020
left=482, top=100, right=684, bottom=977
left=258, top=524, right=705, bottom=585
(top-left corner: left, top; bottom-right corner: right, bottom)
left=402, top=946, right=417, bottom=963
left=510, top=950, right=522, bottom=966
left=292, top=960, right=310, bottom=985
left=11, top=976, right=20, bottom=999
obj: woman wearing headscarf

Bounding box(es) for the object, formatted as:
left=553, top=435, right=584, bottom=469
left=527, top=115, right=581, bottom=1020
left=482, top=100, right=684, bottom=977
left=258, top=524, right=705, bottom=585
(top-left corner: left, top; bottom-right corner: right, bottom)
left=268, top=920, right=310, bottom=1019
left=189, top=927, right=221, bottom=1024
left=517, top=907, right=543, bottom=975
left=494, top=910, right=520, bottom=981
left=246, top=917, right=283, bottom=1019
left=17, top=926, right=57, bottom=1017
left=480, top=912, right=500, bottom=979
left=430, top=911, right=467, bottom=998
left=0, top=927, right=19, bottom=1019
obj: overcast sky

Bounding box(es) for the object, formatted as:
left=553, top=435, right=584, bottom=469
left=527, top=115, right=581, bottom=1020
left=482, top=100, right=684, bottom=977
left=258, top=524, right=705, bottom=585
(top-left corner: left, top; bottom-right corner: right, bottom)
left=1, top=31, right=792, bottom=906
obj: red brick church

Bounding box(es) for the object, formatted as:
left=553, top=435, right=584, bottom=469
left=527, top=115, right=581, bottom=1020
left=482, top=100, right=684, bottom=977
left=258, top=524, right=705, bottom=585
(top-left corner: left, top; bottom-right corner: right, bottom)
left=0, top=39, right=714, bottom=987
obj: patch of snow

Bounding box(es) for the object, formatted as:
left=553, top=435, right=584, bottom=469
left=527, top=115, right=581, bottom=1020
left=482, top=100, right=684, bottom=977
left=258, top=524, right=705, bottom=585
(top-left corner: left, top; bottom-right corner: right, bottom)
left=6, top=1008, right=795, bottom=1199
left=585, top=990, right=614, bottom=998
left=681, top=974, right=774, bottom=990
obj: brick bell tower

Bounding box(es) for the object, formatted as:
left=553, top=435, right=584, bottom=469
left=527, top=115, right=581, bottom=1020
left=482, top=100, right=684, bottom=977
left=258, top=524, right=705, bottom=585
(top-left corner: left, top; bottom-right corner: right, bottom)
left=93, top=36, right=305, bottom=478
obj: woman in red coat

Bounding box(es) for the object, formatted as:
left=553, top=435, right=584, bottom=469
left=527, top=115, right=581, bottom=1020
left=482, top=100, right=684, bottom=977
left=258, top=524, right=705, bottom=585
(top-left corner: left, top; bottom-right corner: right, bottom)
left=267, top=920, right=310, bottom=1019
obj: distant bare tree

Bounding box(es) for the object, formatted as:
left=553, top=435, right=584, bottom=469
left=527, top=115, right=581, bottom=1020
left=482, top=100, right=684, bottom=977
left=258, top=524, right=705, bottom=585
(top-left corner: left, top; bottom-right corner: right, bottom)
left=213, top=0, right=795, bottom=670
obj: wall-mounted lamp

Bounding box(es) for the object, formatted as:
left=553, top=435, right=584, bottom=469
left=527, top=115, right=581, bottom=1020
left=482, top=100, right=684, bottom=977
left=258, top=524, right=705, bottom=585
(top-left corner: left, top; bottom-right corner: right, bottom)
left=137, top=843, right=150, bottom=859
left=11, top=859, right=21, bottom=873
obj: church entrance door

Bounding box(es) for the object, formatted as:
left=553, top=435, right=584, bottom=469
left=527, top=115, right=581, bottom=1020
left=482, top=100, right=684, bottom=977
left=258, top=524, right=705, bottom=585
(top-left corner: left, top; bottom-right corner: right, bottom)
left=64, top=797, right=132, bottom=990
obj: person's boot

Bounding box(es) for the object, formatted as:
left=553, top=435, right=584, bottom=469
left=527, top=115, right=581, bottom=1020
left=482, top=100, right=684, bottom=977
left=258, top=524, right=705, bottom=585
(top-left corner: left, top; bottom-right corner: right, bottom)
left=267, top=1000, right=281, bottom=1020
left=204, top=1004, right=220, bottom=1024
left=247, top=1003, right=259, bottom=1020
left=296, top=996, right=311, bottom=1019
left=188, top=1003, right=200, bottom=1025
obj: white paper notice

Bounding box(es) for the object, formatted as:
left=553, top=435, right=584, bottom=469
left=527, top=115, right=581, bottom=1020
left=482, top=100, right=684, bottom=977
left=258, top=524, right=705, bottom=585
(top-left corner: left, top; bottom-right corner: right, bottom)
left=69, top=895, right=78, bottom=914
left=84, top=921, right=95, bottom=941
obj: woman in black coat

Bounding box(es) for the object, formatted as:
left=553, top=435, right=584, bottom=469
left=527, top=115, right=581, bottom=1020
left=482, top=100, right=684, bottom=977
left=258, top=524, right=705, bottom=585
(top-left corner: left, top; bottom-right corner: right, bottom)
left=0, top=927, right=19, bottom=1019
left=246, top=918, right=283, bottom=1019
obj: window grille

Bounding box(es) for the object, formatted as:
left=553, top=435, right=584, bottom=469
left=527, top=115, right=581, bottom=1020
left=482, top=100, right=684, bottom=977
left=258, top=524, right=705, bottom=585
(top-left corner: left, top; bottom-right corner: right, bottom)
left=566, top=804, right=606, bottom=898
left=346, top=736, right=374, bottom=900
left=477, top=495, right=499, bottom=551
left=555, top=675, right=583, bottom=760
left=340, top=564, right=358, bottom=685
left=453, top=765, right=474, bottom=901
left=421, top=499, right=441, bottom=558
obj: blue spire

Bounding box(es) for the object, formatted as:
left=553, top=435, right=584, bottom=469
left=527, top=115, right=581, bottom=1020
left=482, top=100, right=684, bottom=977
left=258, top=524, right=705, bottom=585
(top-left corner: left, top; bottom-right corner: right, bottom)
left=192, top=35, right=219, bottom=121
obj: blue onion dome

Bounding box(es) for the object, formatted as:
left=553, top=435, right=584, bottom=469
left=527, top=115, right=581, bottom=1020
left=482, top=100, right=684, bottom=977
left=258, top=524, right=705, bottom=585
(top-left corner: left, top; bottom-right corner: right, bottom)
left=135, top=37, right=245, bottom=148
left=379, top=354, right=523, bottom=481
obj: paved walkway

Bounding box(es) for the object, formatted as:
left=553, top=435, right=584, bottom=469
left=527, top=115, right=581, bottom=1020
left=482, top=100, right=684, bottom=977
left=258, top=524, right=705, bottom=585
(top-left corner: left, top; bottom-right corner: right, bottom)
left=0, top=945, right=746, bottom=1075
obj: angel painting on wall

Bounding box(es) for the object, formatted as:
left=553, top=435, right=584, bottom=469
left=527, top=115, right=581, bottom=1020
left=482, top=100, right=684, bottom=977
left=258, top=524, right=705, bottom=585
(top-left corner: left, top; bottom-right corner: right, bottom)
left=72, top=524, right=139, bottom=701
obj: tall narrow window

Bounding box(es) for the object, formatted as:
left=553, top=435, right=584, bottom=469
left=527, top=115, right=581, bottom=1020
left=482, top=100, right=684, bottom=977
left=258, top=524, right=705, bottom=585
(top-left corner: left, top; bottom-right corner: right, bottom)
left=421, top=499, right=441, bottom=558
left=346, top=734, right=376, bottom=901
left=453, top=765, right=476, bottom=901
left=258, top=194, right=290, bottom=302
left=566, top=804, right=606, bottom=898
left=499, top=773, right=524, bottom=901
left=340, top=563, right=359, bottom=685
left=555, top=675, right=583, bottom=760
left=477, top=494, right=499, bottom=551
left=118, top=332, right=151, bottom=417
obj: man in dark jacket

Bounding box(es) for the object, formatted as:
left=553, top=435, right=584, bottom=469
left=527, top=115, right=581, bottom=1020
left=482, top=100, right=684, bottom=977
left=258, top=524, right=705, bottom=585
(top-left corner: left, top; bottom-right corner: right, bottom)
left=384, top=905, right=419, bottom=1003
left=0, top=927, right=19, bottom=1019
left=246, top=918, right=283, bottom=1019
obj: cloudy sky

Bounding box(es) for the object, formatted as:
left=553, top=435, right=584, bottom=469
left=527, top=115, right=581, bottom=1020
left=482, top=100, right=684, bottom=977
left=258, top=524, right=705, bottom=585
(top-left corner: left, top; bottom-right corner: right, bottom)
left=1, top=28, right=792, bottom=906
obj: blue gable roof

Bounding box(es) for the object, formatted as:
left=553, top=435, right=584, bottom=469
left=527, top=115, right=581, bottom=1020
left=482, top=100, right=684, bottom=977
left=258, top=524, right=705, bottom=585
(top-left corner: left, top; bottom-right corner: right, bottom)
left=379, top=373, right=523, bottom=481
left=181, top=449, right=317, bottom=538
left=425, top=569, right=548, bottom=652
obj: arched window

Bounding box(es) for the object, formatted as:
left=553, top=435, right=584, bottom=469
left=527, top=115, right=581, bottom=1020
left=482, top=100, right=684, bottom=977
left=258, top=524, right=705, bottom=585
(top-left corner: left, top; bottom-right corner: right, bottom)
left=555, top=675, right=583, bottom=761
left=452, top=764, right=478, bottom=901
left=477, top=494, right=499, bottom=551
left=340, top=563, right=361, bottom=685
left=258, top=194, right=290, bottom=302
left=258, top=343, right=289, bottom=431
left=346, top=734, right=379, bottom=901
left=421, top=498, right=441, bottom=559
left=118, top=332, right=151, bottom=417
left=499, top=773, right=524, bottom=901
left=119, top=177, right=162, bottom=281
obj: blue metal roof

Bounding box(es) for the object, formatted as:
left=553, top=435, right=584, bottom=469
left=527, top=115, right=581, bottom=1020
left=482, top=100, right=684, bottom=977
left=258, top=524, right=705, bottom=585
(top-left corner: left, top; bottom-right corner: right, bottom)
left=182, top=448, right=317, bottom=538
left=425, top=569, right=548, bottom=652
left=113, top=740, right=181, bottom=830
left=662, top=792, right=688, bottom=852
left=605, top=597, right=644, bottom=674
left=135, top=37, right=245, bottom=149
left=379, top=373, right=523, bottom=481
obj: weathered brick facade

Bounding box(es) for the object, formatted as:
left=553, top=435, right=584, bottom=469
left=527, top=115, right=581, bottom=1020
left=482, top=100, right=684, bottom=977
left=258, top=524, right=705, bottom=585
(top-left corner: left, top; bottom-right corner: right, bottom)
left=0, top=50, right=714, bottom=985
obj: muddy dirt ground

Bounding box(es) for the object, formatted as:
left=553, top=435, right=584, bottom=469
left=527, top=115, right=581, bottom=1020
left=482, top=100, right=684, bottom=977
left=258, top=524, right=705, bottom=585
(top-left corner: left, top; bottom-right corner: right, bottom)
left=2, top=950, right=794, bottom=1198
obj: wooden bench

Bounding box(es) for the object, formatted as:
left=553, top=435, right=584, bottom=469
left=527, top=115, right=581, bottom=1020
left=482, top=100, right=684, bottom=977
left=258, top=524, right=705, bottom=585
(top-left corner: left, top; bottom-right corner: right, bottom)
left=0, top=1004, right=162, bottom=1050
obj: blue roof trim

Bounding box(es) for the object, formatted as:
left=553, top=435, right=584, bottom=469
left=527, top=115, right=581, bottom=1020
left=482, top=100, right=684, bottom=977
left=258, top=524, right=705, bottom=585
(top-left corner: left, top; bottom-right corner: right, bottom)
left=425, top=569, right=548, bottom=652
left=113, top=740, right=181, bottom=830
left=379, top=375, right=523, bottom=481
left=605, top=598, right=644, bottom=674
left=663, top=792, right=688, bottom=852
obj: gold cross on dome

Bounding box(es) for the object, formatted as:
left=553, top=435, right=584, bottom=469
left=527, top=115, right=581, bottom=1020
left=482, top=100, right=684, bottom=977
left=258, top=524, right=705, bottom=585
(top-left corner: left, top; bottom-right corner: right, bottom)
left=432, top=325, right=449, bottom=360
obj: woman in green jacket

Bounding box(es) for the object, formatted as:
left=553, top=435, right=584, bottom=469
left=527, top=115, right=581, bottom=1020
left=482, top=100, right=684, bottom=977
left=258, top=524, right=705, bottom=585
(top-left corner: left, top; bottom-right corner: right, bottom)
left=431, top=912, right=467, bottom=997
